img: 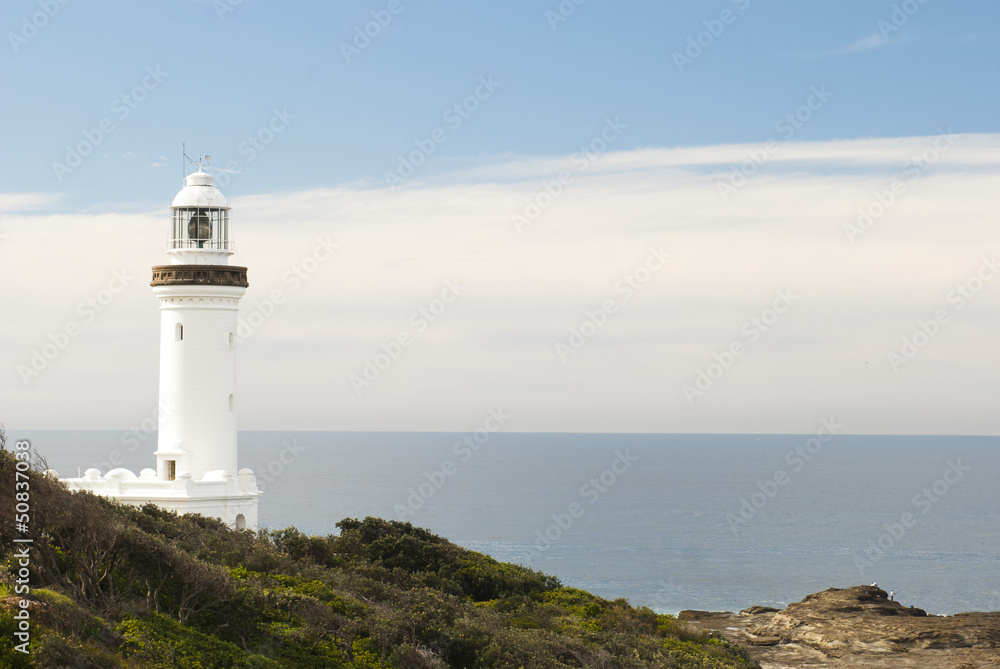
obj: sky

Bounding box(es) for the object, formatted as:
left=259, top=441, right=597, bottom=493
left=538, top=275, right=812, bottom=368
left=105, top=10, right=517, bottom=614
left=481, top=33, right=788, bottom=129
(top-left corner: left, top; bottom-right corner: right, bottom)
left=2, top=0, right=999, bottom=434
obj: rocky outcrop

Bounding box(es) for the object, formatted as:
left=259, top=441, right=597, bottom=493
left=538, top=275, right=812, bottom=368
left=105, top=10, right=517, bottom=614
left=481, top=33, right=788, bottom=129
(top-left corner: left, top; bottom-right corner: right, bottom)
left=680, top=585, right=1000, bottom=668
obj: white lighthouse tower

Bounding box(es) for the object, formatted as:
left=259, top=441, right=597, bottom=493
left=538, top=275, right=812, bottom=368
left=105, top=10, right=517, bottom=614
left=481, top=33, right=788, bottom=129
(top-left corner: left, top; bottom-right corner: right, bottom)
left=61, top=161, right=261, bottom=530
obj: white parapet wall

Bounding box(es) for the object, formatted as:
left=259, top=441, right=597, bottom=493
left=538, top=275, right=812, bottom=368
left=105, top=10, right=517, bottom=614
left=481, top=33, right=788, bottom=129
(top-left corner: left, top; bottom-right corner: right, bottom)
left=59, top=466, right=260, bottom=530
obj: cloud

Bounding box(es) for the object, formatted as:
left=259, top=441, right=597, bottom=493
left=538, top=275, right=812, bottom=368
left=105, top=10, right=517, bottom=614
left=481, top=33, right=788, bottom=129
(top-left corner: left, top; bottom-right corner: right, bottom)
left=0, top=192, right=60, bottom=213
left=830, top=33, right=892, bottom=55
left=433, top=133, right=1000, bottom=185
left=818, top=30, right=918, bottom=58
left=2, top=134, right=999, bottom=434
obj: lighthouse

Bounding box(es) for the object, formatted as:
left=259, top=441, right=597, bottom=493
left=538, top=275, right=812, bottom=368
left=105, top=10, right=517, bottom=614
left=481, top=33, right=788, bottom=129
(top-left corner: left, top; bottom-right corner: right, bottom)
left=152, top=167, right=247, bottom=484
left=60, top=162, right=261, bottom=530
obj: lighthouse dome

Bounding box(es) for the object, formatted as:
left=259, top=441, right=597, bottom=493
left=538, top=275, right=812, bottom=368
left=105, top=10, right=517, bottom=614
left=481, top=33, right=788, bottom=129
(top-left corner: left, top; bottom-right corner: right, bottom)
left=171, top=171, right=229, bottom=209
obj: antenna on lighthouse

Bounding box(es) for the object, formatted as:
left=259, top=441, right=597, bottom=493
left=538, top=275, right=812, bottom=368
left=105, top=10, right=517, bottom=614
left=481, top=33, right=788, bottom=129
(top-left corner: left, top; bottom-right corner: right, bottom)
left=181, top=148, right=213, bottom=175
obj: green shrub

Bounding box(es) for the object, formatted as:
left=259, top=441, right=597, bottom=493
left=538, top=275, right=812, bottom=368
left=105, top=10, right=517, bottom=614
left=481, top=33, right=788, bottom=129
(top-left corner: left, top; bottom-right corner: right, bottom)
left=0, top=450, right=759, bottom=669
left=0, top=609, right=34, bottom=668
left=117, top=613, right=281, bottom=668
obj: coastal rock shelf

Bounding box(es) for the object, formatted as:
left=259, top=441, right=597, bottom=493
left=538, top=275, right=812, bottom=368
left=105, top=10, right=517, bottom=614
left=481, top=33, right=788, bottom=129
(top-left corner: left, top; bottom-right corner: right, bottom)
left=680, top=585, right=1000, bottom=668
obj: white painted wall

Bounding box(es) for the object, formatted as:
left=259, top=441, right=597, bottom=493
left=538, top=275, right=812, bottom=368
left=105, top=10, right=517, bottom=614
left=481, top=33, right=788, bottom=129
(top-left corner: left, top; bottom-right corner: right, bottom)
left=153, top=284, right=247, bottom=480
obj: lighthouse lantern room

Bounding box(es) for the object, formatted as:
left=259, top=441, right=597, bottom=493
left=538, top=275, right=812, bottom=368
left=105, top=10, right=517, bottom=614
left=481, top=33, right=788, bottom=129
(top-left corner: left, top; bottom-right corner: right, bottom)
left=168, top=169, right=231, bottom=254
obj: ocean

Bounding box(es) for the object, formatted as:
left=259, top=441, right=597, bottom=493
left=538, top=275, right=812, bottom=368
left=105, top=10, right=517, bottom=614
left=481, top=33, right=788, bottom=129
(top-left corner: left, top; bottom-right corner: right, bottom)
left=17, top=429, right=1000, bottom=616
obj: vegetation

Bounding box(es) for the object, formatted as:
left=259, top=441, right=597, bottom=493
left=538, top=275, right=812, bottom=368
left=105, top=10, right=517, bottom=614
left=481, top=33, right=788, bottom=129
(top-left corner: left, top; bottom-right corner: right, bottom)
left=0, top=449, right=758, bottom=668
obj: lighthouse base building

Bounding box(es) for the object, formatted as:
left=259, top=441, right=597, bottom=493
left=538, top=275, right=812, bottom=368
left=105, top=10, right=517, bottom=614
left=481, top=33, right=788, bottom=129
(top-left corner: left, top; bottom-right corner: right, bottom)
left=60, top=166, right=261, bottom=531
left=60, top=470, right=259, bottom=530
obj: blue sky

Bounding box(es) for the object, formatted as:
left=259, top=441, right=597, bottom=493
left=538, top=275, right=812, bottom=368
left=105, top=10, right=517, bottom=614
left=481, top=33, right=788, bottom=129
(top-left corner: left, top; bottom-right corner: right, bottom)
left=4, top=0, right=998, bottom=206
left=3, top=1, right=1000, bottom=433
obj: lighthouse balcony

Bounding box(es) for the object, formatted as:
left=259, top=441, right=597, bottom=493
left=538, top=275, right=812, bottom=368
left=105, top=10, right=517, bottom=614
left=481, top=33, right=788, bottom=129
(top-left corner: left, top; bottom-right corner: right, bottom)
left=151, top=264, right=249, bottom=287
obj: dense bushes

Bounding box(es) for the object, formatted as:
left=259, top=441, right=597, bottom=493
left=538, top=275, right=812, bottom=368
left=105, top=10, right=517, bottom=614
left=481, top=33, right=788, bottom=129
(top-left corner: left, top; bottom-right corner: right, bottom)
left=0, top=450, right=758, bottom=668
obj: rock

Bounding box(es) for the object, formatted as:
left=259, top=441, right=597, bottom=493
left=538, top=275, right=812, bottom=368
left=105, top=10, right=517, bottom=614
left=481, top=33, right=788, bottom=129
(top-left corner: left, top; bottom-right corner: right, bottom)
left=682, top=585, right=1000, bottom=668
left=677, top=609, right=732, bottom=621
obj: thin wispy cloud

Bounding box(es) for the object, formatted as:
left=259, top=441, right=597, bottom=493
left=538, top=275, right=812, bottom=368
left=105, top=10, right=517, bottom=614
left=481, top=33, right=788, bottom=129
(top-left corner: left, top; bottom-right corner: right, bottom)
left=419, top=133, right=1000, bottom=185
left=843, top=34, right=890, bottom=54
left=819, top=32, right=908, bottom=57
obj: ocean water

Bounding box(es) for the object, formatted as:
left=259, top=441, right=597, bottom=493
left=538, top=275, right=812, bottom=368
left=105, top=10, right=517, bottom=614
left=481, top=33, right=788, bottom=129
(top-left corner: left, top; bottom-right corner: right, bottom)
left=17, top=429, right=1000, bottom=616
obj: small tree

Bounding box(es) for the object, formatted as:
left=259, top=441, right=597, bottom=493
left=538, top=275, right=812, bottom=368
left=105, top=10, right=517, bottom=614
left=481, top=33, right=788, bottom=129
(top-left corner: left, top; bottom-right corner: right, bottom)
left=174, top=553, right=231, bottom=625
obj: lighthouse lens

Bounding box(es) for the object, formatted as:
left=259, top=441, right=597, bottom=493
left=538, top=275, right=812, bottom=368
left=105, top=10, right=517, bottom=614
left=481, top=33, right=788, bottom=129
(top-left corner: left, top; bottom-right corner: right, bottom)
left=188, top=210, right=211, bottom=242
